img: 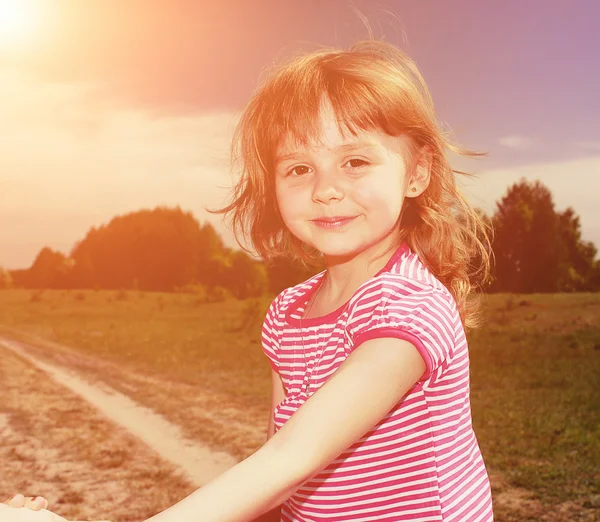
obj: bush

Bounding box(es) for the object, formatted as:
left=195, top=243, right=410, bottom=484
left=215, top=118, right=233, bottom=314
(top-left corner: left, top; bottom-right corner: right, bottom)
left=235, top=298, right=264, bottom=333
left=207, top=286, right=232, bottom=303
left=176, top=282, right=206, bottom=294
left=0, top=267, right=14, bottom=289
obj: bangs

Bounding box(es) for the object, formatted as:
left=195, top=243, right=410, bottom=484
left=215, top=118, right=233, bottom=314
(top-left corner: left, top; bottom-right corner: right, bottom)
left=254, top=55, right=413, bottom=173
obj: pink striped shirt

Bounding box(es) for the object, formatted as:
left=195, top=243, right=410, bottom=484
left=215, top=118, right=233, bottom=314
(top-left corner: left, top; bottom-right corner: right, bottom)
left=262, top=244, right=493, bottom=521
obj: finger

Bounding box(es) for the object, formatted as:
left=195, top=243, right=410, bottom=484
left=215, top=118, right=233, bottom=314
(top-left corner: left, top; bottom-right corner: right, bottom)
left=24, top=496, right=48, bottom=510
left=7, top=493, right=26, bottom=507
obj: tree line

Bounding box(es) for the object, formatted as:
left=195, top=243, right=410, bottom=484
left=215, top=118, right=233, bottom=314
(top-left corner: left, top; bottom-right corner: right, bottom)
left=2, top=179, right=599, bottom=296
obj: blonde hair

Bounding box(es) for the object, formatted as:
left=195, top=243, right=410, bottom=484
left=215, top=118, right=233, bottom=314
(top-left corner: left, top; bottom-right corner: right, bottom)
left=210, top=40, right=492, bottom=328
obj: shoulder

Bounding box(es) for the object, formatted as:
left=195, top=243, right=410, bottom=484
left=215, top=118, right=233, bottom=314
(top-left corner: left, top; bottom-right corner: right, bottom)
left=350, top=248, right=456, bottom=313
left=347, top=274, right=457, bottom=331
left=346, top=250, right=459, bottom=334
left=345, top=252, right=461, bottom=379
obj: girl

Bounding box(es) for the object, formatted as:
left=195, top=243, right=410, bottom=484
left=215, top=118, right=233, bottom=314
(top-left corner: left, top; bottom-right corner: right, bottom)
left=8, top=39, right=493, bottom=521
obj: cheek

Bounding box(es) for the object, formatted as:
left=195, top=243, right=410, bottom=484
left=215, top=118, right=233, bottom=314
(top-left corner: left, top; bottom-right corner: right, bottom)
left=351, top=178, right=404, bottom=213
left=275, top=183, right=300, bottom=224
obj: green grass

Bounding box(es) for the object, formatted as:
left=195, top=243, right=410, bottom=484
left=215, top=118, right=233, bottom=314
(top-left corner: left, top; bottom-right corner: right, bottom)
left=469, top=293, right=600, bottom=504
left=0, top=289, right=598, bottom=507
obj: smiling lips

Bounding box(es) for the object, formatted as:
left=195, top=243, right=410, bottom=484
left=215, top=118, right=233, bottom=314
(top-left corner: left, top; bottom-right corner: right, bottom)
left=312, top=216, right=358, bottom=229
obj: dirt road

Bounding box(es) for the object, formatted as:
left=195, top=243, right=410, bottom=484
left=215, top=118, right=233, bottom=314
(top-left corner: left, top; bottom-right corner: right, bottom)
left=0, top=334, right=239, bottom=521
left=1, top=336, right=237, bottom=486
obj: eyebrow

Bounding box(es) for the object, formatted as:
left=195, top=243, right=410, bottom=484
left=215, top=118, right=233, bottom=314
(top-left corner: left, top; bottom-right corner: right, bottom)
left=275, top=140, right=379, bottom=164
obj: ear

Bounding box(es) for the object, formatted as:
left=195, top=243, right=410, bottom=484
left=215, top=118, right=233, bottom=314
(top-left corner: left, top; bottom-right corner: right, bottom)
left=405, top=147, right=432, bottom=198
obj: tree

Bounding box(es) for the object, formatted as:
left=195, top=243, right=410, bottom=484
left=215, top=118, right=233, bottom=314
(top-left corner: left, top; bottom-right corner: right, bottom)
left=11, top=207, right=273, bottom=295
left=27, top=247, right=70, bottom=289
left=557, top=208, right=600, bottom=291
left=194, top=222, right=229, bottom=287
left=491, top=179, right=599, bottom=292
left=228, top=250, right=269, bottom=299
left=70, top=207, right=211, bottom=291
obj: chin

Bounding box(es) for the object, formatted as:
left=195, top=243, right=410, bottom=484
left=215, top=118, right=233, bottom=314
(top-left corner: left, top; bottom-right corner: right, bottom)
left=313, top=240, right=368, bottom=259
left=315, top=232, right=398, bottom=259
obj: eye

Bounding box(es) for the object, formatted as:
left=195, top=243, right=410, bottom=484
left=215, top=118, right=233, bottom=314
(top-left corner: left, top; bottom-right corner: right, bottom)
left=288, top=165, right=311, bottom=177
left=345, top=158, right=368, bottom=168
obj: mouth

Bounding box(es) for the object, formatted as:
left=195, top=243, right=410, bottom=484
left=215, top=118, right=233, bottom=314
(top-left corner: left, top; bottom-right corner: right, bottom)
left=311, top=216, right=358, bottom=229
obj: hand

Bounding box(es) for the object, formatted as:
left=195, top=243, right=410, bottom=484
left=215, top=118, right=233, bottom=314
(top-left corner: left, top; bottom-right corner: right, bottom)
left=0, top=501, right=67, bottom=521
left=5, top=494, right=49, bottom=510
left=3, top=494, right=111, bottom=522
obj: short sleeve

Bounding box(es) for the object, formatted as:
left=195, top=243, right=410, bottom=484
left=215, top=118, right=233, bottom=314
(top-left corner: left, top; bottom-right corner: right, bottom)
left=261, top=289, right=287, bottom=372
left=346, top=278, right=459, bottom=380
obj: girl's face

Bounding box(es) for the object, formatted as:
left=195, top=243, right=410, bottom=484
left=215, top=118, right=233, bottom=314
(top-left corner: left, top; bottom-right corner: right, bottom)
left=274, top=105, right=423, bottom=261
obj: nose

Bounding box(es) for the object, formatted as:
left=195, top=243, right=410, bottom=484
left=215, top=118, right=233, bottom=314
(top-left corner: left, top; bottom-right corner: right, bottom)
left=312, top=168, right=344, bottom=204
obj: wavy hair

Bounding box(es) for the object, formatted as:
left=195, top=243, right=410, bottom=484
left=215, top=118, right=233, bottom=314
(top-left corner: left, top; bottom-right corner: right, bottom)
left=209, top=40, right=492, bottom=328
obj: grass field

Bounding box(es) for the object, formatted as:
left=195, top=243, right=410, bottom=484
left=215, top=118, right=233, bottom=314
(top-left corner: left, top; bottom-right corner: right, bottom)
left=0, top=289, right=598, bottom=519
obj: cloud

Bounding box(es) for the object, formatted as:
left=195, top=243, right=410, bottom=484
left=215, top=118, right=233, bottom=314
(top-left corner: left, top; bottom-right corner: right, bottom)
left=498, top=135, right=534, bottom=150
left=0, top=70, right=240, bottom=268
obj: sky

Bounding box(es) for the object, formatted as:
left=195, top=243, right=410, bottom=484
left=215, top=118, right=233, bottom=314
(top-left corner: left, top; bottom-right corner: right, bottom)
left=1, top=0, right=599, bottom=269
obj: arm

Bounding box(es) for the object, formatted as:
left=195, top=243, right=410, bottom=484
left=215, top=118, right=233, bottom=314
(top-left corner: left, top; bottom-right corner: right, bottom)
left=146, top=337, right=426, bottom=522
left=267, top=369, right=287, bottom=441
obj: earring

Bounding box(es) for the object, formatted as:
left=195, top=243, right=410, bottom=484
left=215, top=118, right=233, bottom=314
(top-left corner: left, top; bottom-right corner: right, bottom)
left=411, top=187, right=417, bottom=193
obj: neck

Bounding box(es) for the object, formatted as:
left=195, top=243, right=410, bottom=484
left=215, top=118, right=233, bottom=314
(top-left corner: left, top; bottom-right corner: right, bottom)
left=320, top=232, right=402, bottom=302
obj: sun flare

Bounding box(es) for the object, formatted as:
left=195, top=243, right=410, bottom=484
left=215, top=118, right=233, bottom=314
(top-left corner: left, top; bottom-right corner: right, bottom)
left=0, top=0, right=38, bottom=46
